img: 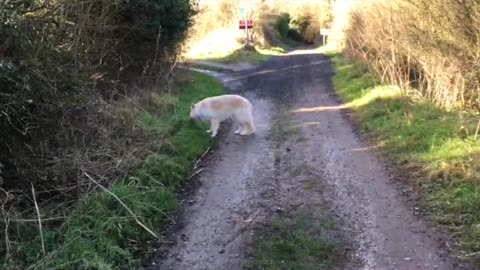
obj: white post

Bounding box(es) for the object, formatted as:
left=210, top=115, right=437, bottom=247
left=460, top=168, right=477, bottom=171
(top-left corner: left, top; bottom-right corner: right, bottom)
left=245, top=11, right=249, bottom=46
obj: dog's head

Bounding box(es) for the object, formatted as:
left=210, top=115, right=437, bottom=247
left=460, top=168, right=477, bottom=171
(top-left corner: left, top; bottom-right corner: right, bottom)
left=189, top=102, right=199, bottom=120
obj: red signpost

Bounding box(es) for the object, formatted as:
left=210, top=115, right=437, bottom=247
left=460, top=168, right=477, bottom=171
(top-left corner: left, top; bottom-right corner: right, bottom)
left=239, top=8, right=253, bottom=46
left=239, top=20, right=254, bottom=29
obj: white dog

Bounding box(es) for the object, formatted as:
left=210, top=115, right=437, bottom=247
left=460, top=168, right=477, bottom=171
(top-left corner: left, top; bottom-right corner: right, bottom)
left=190, top=94, right=256, bottom=137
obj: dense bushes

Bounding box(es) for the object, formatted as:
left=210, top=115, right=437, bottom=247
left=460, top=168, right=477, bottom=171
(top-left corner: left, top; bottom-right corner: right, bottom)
left=344, top=0, right=480, bottom=109
left=0, top=0, right=196, bottom=266
left=274, top=13, right=291, bottom=39
left=0, top=0, right=196, bottom=192
left=270, top=1, right=333, bottom=45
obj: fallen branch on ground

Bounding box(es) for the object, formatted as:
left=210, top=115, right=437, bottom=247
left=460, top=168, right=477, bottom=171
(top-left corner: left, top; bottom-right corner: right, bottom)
left=194, top=146, right=211, bottom=170
left=84, top=172, right=157, bottom=238
left=188, top=168, right=204, bottom=180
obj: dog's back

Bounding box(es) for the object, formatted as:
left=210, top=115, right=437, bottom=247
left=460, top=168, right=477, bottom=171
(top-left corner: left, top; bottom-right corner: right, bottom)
left=209, top=95, right=250, bottom=116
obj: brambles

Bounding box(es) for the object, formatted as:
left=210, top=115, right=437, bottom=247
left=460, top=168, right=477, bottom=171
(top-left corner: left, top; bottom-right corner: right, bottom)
left=0, top=0, right=199, bottom=268
left=344, top=0, right=480, bottom=109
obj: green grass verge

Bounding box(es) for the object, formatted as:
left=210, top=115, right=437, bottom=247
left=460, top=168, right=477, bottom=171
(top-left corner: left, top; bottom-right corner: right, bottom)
left=247, top=212, right=339, bottom=270
left=1, top=72, right=223, bottom=270
left=195, top=46, right=287, bottom=65
left=329, top=53, right=480, bottom=256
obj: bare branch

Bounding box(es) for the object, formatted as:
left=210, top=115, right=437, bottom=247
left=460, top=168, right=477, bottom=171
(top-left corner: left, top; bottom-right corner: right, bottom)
left=31, top=184, right=46, bottom=257
left=83, top=172, right=157, bottom=238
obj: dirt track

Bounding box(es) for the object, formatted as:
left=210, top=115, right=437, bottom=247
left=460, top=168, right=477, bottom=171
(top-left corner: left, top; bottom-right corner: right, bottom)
left=149, top=49, right=470, bottom=270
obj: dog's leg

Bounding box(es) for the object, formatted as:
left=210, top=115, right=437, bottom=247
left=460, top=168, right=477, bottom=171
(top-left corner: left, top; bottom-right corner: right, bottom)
left=246, top=116, right=256, bottom=135
left=210, top=119, right=220, bottom=137
left=235, top=122, right=243, bottom=134
left=241, top=120, right=255, bottom=135
left=234, top=115, right=244, bottom=134
left=240, top=122, right=248, bottom=135
left=249, top=120, right=256, bottom=134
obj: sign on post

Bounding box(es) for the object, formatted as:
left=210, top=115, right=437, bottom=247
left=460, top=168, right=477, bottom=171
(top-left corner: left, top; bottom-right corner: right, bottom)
left=239, top=8, right=254, bottom=46
left=239, top=20, right=254, bottom=29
